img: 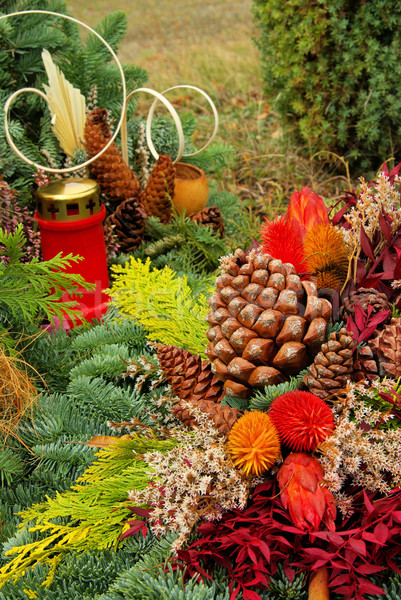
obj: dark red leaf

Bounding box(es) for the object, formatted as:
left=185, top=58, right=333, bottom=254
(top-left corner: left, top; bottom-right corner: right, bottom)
left=357, top=275, right=383, bottom=289
left=363, top=490, right=375, bottom=514
left=353, top=302, right=366, bottom=332
left=394, top=255, right=401, bottom=279
left=243, top=589, right=263, bottom=600
left=251, top=539, right=271, bottom=562
left=355, top=564, right=385, bottom=575
left=330, top=574, right=352, bottom=587
left=127, top=506, right=152, bottom=518
left=382, top=247, right=396, bottom=271
left=379, top=212, right=391, bottom=242
left=119, top=520, right=147, bottom=541
left=360, top=226, right=375, bottom=261
left=247, top=547, right=258, bottom=565
left=388, top=162, right=401, bottom=184
left=374, top=522, right=389, bottom=544
left=357, top=579, right=385, bottom=595
left=348, top=539, right=367, bottom=556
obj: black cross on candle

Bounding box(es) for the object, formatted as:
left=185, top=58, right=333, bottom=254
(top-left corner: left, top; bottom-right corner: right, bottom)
left=48, top=203, right=60, bottom=220
left=85, top=197, right=96, bottom=215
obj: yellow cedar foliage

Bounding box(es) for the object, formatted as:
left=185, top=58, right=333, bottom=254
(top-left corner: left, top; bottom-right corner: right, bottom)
left=0, top=436, right=177, bottom=588
left=109, top=258, right=211, bottom=357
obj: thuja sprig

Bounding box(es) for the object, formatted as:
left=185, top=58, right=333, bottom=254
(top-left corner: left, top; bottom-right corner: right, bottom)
left=0, top=224, right=94, bottom=325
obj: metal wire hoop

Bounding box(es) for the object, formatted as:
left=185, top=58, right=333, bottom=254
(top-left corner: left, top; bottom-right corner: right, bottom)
left=146, top=85, right=219, bottom=162
left=1, top=9, right=127, bottom=175
left=121, top=87, right=185, bottom=164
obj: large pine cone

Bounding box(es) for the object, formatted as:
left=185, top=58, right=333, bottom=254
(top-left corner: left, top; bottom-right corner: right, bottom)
left=84, top=108, right=140, bottom=204
left=173, top=399, right=240, bottom=437
left=190, top=206, right=225, bottom=238
left=341, top=288, right=392, bottom=322
left=157, top=344, right=224, bottom=403
left=106, top=198, right=147, bottom=252
left=206, top=249, right=332, bottom=398
left=367, top=318, right=401, bottom=379
left=303, top=328, right=355, bottom=398
left=141, top=155, right=175, bottom=224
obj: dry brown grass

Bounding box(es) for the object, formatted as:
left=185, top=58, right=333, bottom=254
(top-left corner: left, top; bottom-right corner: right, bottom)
left=0, top=346, right=38, bottom=440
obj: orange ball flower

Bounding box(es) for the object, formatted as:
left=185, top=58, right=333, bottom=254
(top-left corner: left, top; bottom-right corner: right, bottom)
left=227, top=411, right=281, bottom=476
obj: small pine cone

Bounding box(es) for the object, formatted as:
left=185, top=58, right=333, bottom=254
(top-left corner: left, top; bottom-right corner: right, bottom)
left=341, top=288, right=392, bottom=323
left=190, top=206, right=225, bottom=238
left=303, top=328, right=355, bottom=398
left=172, top=399, right=240, bottom=436
left=369, top=317, right=401, bottom=379
left=157, top=344, right=224, bottom=403
left=141, top=155, right=175, bottom=224
left=84, top=108, right=140, bottom=203
left=353, top=345, right=379, bottom=383
left=105, top=197, right=147, bottom=252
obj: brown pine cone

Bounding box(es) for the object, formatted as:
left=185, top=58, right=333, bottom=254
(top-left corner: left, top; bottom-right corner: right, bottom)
left=157, top=344, right=224, bottom=403
left=353, top=345, right=379, bottom=383
left=141, top=155, right=175, bottom=224
left=368, top=317, right=401, bottom=379
left=172, top=398, right=240, bottom=436
left=206, top=248, right=332, bottom=398
left=105, top=197, right=147, bottom=252
left=303, top=328, right=355, bottom=398
left=190, top=206, right=225, bottom=238
left=84, top=108, right=140, bottom=204
left=341, top=288, right=392, bottom=323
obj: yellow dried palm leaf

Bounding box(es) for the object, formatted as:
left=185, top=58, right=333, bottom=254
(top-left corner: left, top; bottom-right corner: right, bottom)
left=42, top=49, right=86, bottom=157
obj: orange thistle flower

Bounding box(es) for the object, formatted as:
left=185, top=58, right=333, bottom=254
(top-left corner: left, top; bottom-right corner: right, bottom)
left=277, top=452, right=336, bottom=531
left=303, top=223, right=349, bottom=290
left=260, top=215, right=308, bottom=273
left=227, top=411, right=280, bottom=476
left=287, top=186, right=329, bottom=240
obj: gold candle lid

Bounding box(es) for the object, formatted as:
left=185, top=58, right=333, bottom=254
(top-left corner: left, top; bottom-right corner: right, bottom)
left=36, top=178, right=100, bottom=222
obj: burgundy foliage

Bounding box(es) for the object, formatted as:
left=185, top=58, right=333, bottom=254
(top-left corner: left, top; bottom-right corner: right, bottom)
left=175, top=481, right=401, bottom=600
left=346, top=301, right=391, bottom=346
left=331, top=165, right=401, bottom=303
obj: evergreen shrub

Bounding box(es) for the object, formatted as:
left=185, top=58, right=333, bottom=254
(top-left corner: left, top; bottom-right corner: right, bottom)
left=253, top=0, right=401, bottom=169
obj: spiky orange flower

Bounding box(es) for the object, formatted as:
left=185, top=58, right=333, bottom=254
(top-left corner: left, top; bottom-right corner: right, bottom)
left=269, top=391, right=334, bottom=452
left=287, top=186, right=329, bottom=240
left=260, top=215, right=308, bottom=274
left=303, top=223, right=349, bottom=290
left=227, top=411, right=280, bottom=476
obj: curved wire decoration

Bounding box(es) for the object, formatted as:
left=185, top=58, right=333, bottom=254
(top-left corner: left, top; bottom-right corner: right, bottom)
left=1, top=10, right=218, bottom=174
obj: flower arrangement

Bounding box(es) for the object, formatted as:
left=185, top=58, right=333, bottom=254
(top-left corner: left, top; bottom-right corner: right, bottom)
left=2, top=166, right=401, bottom=600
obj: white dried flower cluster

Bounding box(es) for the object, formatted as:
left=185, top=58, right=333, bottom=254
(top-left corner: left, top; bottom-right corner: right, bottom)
left=318, top=380, right=401, bottom=495
left=127, top=404, right=252, bottom=553
left=342, top=172, right=401, bottom=251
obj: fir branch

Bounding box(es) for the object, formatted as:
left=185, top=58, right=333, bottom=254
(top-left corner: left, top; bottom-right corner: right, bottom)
left=144, top=234, right=185, bottom=259
left=249, top=371, right=307, bottom=411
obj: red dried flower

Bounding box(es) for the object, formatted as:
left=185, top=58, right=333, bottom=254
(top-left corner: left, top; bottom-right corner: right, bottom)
left=260, top=215, right=308, bottom=274
left=269, top=390, right=334, bottom=452
left=287, top=186, right=329, bottom=240
left=277, top=452, right=336, bottom=531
